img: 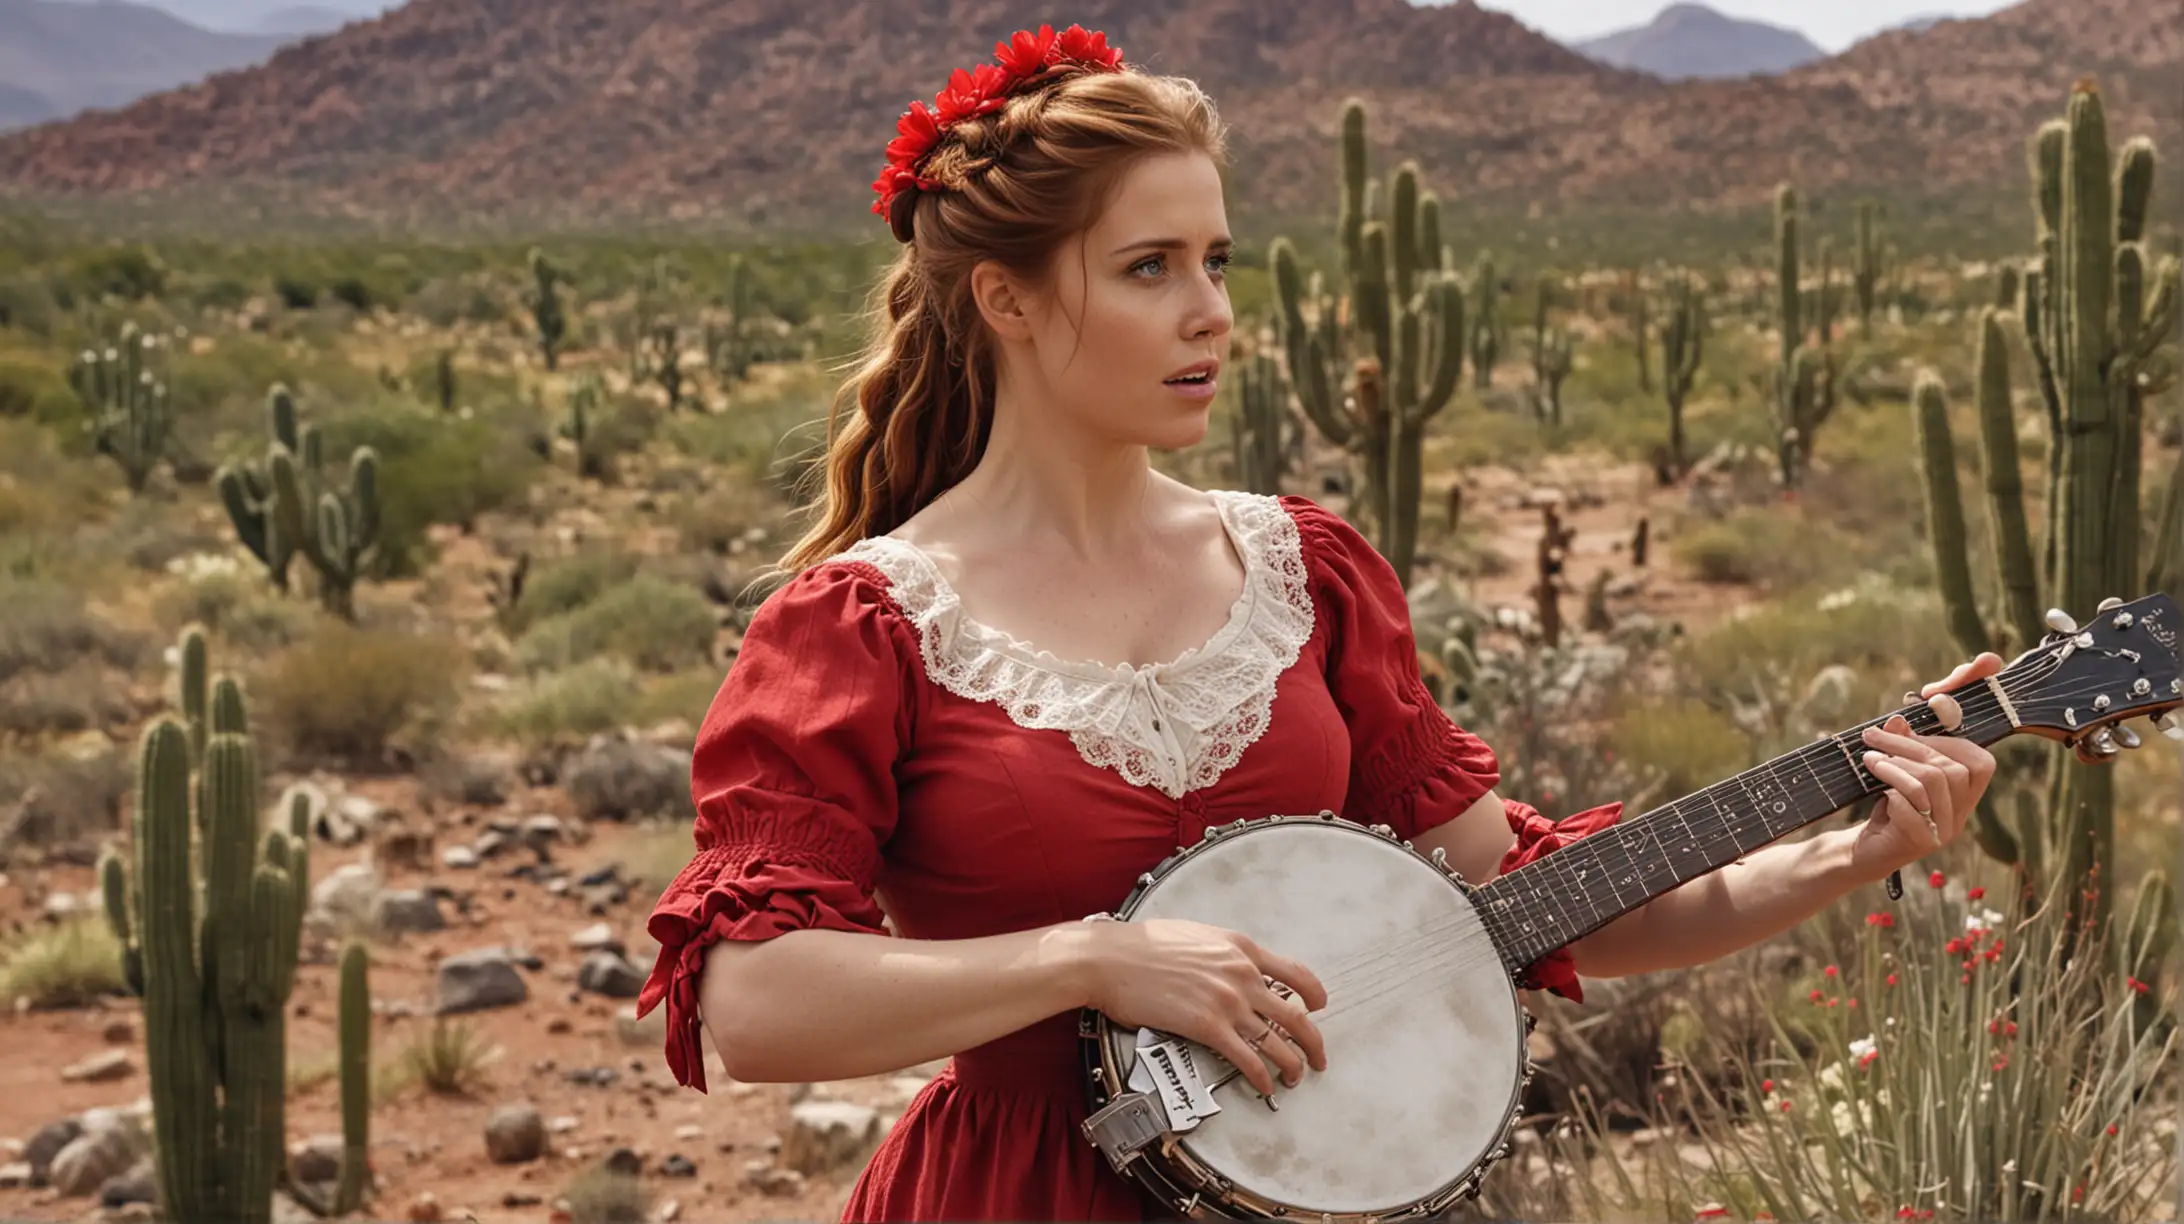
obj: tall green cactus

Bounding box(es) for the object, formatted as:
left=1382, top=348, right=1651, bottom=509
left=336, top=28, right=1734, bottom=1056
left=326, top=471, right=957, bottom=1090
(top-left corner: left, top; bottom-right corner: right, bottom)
left=2016, top=83, right=2179, bottom=933
left=1629, top=269, right=1652, bottom=394
left=70, top=321, right=174, bottom=494
left=1853, top=200, right=1886, bottom=330
left=1230, top=349, right=1289, bottom=495
left=1529, top=276, right=1574, bottom=425
left=217, top=384, right=382, bottom=620
left=97, top=631, right=371, bottom=1223
left=1771, top=184, right=1837, bottom=489
left=1269, top=97, right=1464, bottom=589
left=1659, top=275, right=1705, bottom=477
left=528, top=248, right=566, bottom=373
left=1469, top=252, right=1501, bottom=390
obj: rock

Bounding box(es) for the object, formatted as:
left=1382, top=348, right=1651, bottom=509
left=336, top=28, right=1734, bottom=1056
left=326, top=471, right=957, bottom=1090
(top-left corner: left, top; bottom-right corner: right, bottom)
left=0, top=1162, right=30, bottom=1188
left=436, top=948, right=529, bottom=1014
left=371, top=889, right=447, bottom=935
left=407, top=1191, right=443, bottom=1223
left=569, top=923, right=623, bottom=954
left=473, top=831, right=511, bottom=860
left=779, top=1101, right=881, bottom=1176
left=581, top=880, right=629, bottom=915
left=546, top=1016, right=573, bottom=1036
left=576, top=951, right=644, bottom=999
left=501, top=1192, right=543, bottom=1208
left=563, top=734, right=688, bottom=822
left=317, top=794, right=383, bottom=846
left=309, top=863, right=383, bottom=933
left=101, top=1019, right=134, bottom=1045
left=289, top=1135, right=345, bottom=1184
left=484, top=1104, right=546, bottom=1164
left=659, top=1153, right=697, bottom=1178
left=428, top=752, right=513, bottom=807
left=615, top=1010, right=666, bottom=1048
left=655, top=1199, right=682, bottom=1223
left=548, top=1116, right=580, bottom=1135
left=50, top=1125, right=142, bottom=1197
left=372, top=821, right=437, bottom=873
left=60, top=1051, right=132, bottom=1084
left=97, top=1156, right=156, bottom=1208
left=742, top=1160, right=805, bottom=1198
left=563, top=1066, right=618, bottom=1088
left=440, top=846, right=481, bottom=870
left=519, top=815, right=565, bottom=853
left=672, top=1125, right=704, bottom=1143
left=601, top=1147, right=642, bottom=1177
left=43, top=892, right=82, bottom=921
left=25, top=1117, right=83, bottom=1183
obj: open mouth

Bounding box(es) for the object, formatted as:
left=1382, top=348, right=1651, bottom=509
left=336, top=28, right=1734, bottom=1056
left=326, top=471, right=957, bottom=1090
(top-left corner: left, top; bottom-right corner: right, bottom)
left=1164, top=372, right=1213, bottom=385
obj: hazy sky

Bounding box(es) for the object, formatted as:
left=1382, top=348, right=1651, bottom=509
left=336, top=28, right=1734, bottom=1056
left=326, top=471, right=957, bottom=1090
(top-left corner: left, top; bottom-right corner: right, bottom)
left=1470, top=0, right=2020, bottom=52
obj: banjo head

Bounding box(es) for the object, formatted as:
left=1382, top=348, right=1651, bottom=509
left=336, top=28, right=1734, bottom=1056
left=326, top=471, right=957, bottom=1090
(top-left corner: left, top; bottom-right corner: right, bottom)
left=1080, top=813, right=1533, bottom=1219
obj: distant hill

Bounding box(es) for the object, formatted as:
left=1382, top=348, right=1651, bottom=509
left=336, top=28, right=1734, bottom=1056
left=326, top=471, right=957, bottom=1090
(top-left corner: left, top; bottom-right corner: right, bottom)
left=1575, top=3, right=1826, bottom=79
left=0, top=0, right=287, bottom=130
left=251, top=3, right=354, bottom=34
left=0, top=0, right=2173, bottom=227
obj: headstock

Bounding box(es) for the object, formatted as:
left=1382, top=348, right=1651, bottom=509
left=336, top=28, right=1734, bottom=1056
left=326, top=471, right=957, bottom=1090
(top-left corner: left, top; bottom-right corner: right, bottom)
left=1988, top=594, right=2184, bottom=763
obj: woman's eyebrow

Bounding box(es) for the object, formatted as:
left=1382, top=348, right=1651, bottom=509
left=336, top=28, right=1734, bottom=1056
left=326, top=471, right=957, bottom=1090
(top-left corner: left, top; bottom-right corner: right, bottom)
left=1108, top=235, right=1235, bottom=257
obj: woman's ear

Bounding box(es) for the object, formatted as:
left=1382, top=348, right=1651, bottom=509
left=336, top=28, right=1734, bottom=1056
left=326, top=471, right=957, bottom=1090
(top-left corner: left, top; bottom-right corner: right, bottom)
left=970, top=259, right=1035, bottom=342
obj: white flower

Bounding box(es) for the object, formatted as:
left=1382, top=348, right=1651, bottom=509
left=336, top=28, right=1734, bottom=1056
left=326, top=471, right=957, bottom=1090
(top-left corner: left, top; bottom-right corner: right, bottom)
left=1965, top=906, right=2004, bottom=932
left=1848, top=1036, right=1877, bottom=1061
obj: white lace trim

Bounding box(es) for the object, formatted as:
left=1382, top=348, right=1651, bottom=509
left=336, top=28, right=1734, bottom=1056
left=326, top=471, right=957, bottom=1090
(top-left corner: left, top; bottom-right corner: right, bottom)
left=834, top=489, right=1316, bottom=799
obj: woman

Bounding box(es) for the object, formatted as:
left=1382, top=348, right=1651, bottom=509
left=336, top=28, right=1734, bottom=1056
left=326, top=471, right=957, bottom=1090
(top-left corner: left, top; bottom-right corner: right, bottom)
left=636, top=25, right=2000, bottom=1221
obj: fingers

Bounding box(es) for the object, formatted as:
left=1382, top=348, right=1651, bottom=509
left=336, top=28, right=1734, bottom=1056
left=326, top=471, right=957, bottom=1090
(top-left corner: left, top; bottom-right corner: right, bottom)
left=1863, top=750, right=1935, bottom=818
left=1208, top=1022, right=1280, bottom=1099
left=1248, top=944, right=1328, bottom=1012
left=1255, top=979, right=1327, bottom=1074
left=1920, top=652, right=2004, bottom=698
left=1237, top=1010, right=1309, bottom=1088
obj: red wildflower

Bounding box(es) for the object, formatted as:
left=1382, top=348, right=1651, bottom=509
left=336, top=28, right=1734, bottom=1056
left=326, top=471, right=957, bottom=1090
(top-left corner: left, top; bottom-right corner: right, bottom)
left=1859, top=1049, right=1879, bottom=1069
left=1967, top=886, right=1985, bottom=900
left=1761, top=1078, right=1774, bottom=1093
left=1823, top=964, right=1839, bottom=977
left=1694, top=1206, right=1731, bottom=1221
left=1847, top=997, right=1859, bottom=1008
left=1780, top=1099, right=1792, bottom=1112
left=1929, top=870, right=1946, bottom=888
left=1809, top=989, right=1826, bottom=1003
left=1993, top=1056, right=2008, bottom=1071
left=1886, top=973, right=1899, bottom=986
left=2127, top=976, right=2151, bottom=995
left=1896, top=1209, right=1914, bottom=1220
left=2106, top=1124, right=2118, bottom=1136
left=1866, top=911, right=1896, bottom=928
left=2005, top=1021, right=2017, bottom=1036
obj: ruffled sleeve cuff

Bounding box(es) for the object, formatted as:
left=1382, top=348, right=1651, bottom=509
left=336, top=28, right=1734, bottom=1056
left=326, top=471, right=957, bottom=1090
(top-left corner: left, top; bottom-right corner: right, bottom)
left=1348, top=674, right=1502, bottom=842
left=636, top=844, right=890, bottom=1093
left=1497, top=796, right=1625, bottom=1003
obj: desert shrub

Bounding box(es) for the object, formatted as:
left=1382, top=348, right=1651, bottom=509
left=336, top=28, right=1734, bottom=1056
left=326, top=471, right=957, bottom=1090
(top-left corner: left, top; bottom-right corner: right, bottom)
left=0, top=918, right=126, bottom=1010
left=483, top=657, right=645, bottom=751
left=63, top=244, right=167, bottom=302
left=0, top=746, right=131, bottom=853
left=1608, top=696, right=1751, bottom=808
left=1670, top=506, right=1849, bottom=588
left=376, top=1017, right=501, bottom=1104
left=505, top=548, right=643, bottom=635
left=316, top=397, right=542, bottom=578
left=0, top=352, right=73, bottom=422
left=0, top=577, right=148, bottom=686
left=515, top=576, right=716, bottom=675
left=563, top=1166, right=650, bottom=1224
left=151, top=557, right=318, bottom=652
left=255, top=621, right=467, bottom=766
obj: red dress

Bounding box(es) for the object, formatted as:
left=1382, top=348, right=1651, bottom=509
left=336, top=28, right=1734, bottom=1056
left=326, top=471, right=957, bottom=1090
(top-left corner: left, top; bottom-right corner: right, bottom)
left=636, top=491, right=1623, bottom=1222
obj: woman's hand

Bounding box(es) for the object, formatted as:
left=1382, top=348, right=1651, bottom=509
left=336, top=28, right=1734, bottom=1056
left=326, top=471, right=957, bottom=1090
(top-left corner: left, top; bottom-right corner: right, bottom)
left=1080, top=918, right=1328, bottom=1100
left=1848, top=652, right=2003, bottom=883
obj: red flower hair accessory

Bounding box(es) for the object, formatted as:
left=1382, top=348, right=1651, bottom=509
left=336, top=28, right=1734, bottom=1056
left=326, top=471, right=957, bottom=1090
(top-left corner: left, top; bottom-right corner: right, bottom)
left=871, top=23, right=1126, bottom=237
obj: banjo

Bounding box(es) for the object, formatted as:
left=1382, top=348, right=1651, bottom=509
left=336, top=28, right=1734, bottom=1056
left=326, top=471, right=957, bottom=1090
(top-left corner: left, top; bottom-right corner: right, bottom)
left=1078, top=593, right=2184, bottom=1220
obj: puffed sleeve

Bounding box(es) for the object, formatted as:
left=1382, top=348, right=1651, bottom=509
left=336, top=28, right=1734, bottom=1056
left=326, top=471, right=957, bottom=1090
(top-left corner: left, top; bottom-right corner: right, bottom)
left=1290, top=496, right=1622, bottom=1002
left=634, top=560, right=919, bottom=1092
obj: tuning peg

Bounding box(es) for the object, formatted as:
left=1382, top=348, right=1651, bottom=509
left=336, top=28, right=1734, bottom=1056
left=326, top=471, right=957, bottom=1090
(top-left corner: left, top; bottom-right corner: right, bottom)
left=2159, top=711, right=2184, bottom=742
left=2113, top=724, right=2142, bottom=750
left=2098, top=596, right=2124, bottom=612
left=2091, top=728, right=2120, bottom=756
left=2045, top=608, right=2080, bottom=635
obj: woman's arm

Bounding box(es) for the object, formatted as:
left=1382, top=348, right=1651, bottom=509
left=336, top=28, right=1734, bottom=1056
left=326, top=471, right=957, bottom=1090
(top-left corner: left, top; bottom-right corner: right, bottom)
left=1562, top=826, right=1871, bottom=978
left=698, top=922, right=1102, bottom=1083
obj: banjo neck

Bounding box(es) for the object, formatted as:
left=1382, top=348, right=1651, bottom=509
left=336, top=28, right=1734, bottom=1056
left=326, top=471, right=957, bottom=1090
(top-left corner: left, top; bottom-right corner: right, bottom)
left=1471, top=658, right=2061, bottom=982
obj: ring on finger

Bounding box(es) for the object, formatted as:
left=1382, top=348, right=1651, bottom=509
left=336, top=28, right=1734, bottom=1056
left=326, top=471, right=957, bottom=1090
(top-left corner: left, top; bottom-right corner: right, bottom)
left=1246, top=1015, right=1276, bottom=1051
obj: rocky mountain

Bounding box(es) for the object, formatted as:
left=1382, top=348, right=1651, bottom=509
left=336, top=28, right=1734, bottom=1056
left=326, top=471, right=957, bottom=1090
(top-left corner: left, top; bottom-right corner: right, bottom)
left=1574, top=3, right=1826, bottom=80
left=70, top=0, right=387, bottom=32
left=0, top=0, right=288, bottom=131
left=0, top=0, right=2171, bottom=228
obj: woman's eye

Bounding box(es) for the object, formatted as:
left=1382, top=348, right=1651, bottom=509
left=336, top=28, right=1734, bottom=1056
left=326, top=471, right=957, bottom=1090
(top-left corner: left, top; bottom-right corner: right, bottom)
left=1206, top=252, right=1232, bottom=276
left=1131, top=252, right=1232, bottom=279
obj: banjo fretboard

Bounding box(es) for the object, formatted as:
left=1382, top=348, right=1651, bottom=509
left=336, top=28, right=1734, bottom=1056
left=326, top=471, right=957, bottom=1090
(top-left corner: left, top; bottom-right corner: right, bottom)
left=1471, top=684, right=2019, bottom=982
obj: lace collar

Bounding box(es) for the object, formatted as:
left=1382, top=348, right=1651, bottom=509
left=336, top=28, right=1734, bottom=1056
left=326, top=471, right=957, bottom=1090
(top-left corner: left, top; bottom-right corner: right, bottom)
left=836, top=489, right=1316, bottom=798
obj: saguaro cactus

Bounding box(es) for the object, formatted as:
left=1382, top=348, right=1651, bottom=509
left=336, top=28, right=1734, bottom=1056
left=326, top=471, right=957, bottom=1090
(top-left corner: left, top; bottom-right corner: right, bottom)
left=527, top=248, right=566, bottom=372
left=1771, top=184, right=1836, bottom=489
left=1470, top=252, right=1501, bottom=390
left=1529, top=277, right=1574, bottom=425
left=98, top=631, right=371, bottom=1223
left=1659, top=275, right=1705, bottom=477
left=1853, top=201, right=1886, bottom=330
left=1230, top=349, right=1289, bottom=495
left=70, top=322, right=174, bottom=494
left=216, top=384, right=382, bottom=619
left=1269, top=97, right=1464, bottom=589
